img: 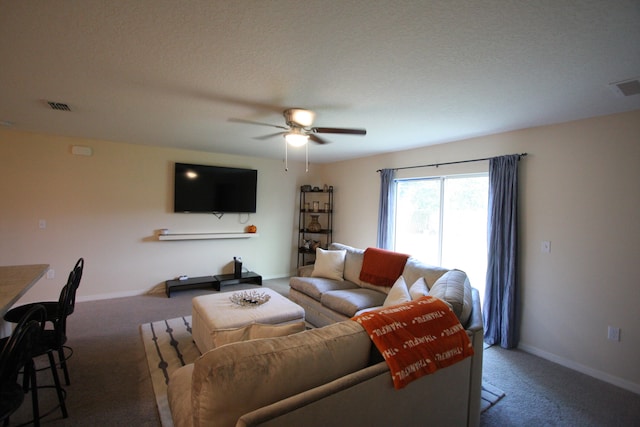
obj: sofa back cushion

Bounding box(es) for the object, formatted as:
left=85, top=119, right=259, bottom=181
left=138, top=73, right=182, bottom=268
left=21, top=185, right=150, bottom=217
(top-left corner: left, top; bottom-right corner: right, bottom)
left=329, top=243, right=365, bottom=285
left=329, top=243, right=452, bottom=296
left=329, top=243, right=393, bottom=294
left=402, top=257, right=450, bottom=289
left=191, top=321, right=371, bottom=427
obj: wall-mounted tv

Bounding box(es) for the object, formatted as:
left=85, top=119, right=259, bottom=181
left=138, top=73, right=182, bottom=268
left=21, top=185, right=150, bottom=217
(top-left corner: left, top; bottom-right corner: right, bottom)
left=174, top=163, right=257, bottom=213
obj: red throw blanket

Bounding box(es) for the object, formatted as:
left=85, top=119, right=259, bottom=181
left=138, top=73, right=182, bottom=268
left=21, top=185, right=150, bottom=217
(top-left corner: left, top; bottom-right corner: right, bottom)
left=359, top=247, right=409, bottom=287
left=352, top=296, right=474, bottom=389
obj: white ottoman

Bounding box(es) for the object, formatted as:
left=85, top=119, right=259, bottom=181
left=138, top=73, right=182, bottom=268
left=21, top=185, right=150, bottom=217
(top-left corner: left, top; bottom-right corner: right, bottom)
left=192, top=287, right=306, bottom=353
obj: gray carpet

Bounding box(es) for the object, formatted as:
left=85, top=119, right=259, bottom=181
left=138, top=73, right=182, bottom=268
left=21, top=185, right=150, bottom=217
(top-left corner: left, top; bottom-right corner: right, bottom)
left=480, top=345, right=640, bottom=426
left=5, top=279, right=640, bottom=426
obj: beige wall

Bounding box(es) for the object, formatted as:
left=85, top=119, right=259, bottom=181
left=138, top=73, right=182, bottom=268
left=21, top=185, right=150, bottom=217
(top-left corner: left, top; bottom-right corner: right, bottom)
left=0, top=129, right=319, bottom=302
left=319, top=110, right=640, bottom=394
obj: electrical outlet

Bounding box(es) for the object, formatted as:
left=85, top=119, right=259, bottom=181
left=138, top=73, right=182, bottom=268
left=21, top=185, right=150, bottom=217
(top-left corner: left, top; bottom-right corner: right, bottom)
left=607, top=326, right=620, bottom=342
left=46, top=269, right=55, bottom=279
left=39, top=219, right=47, bottom=229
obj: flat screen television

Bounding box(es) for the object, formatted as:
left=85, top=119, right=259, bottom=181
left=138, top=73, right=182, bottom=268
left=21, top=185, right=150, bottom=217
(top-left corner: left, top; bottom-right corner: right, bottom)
left=173, top=163, right=257, bottom=213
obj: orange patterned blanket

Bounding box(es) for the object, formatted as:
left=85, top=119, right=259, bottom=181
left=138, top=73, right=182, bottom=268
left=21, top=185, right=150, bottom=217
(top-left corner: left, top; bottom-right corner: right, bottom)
left=352, top=296, right=474, bottom=389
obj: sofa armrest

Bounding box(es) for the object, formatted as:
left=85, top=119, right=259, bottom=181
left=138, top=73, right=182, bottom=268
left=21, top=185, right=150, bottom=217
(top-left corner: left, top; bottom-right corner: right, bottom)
left=465, top=287, right=484, bottom=427
left=237, top=362, right=389, bottom=427
left=237, top=356, right=475, bottom=427
left=465, top=288, right=483, bottom=334
left=297, top=264, right=314, bottom=277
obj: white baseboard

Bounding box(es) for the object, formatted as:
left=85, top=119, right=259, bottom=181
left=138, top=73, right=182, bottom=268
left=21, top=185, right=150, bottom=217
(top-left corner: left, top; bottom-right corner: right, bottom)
left=518, top=343, right=640, bottom=395
left=76, top=288, right=150, bottom=302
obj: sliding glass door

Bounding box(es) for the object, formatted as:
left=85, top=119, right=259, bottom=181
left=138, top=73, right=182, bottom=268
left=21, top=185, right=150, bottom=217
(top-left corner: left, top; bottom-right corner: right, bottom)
left=394, top=174, right=489, bottom=301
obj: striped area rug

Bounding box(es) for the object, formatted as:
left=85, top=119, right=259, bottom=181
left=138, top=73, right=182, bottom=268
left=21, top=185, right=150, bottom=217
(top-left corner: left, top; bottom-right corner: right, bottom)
left=140, top=316, right=200, bottom=427
left=481, top=380, right=506, bottom=412
left=140, top=316, right=505, bottom=426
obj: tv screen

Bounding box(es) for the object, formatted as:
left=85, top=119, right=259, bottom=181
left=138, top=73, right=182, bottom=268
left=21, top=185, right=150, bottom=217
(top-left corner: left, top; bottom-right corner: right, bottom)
left=174, top=163, right=257, bottom=213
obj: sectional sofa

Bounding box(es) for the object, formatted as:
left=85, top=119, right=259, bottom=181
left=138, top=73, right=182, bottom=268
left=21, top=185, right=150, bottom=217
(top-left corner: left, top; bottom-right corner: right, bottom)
left=167, top=243, right=483, bottom=427
left=290, top=242, right=473, bottom=327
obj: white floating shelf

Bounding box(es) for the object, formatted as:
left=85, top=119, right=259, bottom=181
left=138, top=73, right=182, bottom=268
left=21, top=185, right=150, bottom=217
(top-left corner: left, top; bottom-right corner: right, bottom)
left=158, top=232, right=259, bottom=241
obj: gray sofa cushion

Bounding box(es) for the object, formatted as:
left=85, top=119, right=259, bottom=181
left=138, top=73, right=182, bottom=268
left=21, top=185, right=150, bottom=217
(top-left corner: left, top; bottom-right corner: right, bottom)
left=402, top=257, right=449, bottom=289
left=321, top=289, right=387, bottom=317
left=329, top=243, right=365, bottom=285
left=290, top=276, right=359, bottom=301
left=428, top=269, right=473, bottom=325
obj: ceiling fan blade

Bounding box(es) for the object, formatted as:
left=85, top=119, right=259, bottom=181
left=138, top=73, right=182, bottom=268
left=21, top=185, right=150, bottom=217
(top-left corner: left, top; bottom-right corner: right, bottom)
left=309, top=134, right=330, bottom=145
left=228, top=118, right=288, bottom=130
left=254, top=131, right=285, bottom=140
left=311, top=127, right=367, bottom=135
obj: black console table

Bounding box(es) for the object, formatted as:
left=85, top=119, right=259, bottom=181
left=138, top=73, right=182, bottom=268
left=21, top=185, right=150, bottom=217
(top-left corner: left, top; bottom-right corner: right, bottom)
left=215, top=272, right=262, bottom=289
left=165, top=272, right=262, bottom=297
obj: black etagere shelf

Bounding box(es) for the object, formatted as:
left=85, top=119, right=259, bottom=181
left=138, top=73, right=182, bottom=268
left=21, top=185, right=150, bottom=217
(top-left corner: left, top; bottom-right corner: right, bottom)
left=297, top=186, right=333, bottom=267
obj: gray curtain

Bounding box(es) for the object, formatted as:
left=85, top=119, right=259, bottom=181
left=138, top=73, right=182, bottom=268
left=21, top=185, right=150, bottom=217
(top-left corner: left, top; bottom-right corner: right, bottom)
left=483, top=154, right=520, bottom=348
left=377, top=169, right=396, bottom=249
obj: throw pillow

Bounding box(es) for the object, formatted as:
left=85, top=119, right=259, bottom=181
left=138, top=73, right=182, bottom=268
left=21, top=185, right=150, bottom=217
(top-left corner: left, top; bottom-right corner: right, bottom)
left=311, top=248, right=347, bottom=281
left=408, top=277, right=429, bottom=300
left=383, top=276, right=411, bottom=307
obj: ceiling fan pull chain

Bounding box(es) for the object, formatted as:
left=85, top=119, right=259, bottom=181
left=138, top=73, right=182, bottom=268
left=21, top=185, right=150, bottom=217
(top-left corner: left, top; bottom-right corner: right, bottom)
left=305, top=142, right=309, bottom=172
left=284, top=140, right=289, bottom=172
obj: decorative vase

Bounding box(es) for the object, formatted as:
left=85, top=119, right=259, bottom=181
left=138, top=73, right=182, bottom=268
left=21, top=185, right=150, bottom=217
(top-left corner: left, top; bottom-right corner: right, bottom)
left=307, top=215, right=322, bottom=232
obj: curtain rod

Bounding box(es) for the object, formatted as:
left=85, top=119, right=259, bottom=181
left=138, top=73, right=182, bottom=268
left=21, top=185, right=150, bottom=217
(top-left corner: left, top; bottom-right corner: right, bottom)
left=376, top=153, right=528, bottom=172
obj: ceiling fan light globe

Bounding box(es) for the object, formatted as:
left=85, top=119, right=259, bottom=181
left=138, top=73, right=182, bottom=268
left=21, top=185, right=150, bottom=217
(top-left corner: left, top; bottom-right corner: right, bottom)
left=285, top=132, right=309, bottom=147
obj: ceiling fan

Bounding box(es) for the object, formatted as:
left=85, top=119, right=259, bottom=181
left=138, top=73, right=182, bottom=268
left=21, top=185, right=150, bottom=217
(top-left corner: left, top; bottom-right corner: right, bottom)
left=230, top=108, right=367, bottom=146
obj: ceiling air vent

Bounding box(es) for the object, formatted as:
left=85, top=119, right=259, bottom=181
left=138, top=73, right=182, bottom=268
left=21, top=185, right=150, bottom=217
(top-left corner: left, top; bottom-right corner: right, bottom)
left=608, top=78, right=640, bottom=97
left=47, top=101, right=71, bottom=111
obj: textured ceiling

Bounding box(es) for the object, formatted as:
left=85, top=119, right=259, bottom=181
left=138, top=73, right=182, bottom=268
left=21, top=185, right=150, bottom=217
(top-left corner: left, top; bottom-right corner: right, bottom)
left=1, top=1, right=639, bottom=163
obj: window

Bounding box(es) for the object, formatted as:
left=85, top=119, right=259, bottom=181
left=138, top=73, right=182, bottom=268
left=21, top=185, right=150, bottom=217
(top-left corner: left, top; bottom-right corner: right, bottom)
left=394, top=174, right=488, bottom=300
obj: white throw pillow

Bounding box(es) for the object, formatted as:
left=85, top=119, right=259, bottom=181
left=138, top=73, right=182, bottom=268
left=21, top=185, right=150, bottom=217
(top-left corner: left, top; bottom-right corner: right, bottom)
left=408, top=277, right=429, bottom=300
left=383, top=276, right=411, bottom=307
left=311, top=248, right=347, bottom=281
